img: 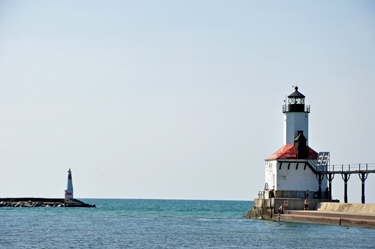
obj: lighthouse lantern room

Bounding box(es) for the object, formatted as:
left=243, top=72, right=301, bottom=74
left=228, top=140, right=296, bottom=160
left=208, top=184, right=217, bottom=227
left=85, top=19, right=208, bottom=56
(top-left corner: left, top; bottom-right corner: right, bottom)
left=264, top=87, right=327, bottom=199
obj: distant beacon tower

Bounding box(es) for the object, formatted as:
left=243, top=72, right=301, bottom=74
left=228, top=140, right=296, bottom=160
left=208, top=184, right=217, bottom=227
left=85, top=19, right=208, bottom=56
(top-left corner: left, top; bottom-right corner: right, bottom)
left=264, top=87, right=327, bottom=199
left=65, top=168, right=74, bottom=199
left=283, top=87, right=309, bottom=146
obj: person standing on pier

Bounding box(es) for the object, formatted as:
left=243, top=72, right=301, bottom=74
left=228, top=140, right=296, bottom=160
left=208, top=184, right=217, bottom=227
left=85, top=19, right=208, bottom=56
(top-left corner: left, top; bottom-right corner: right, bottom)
left=304, top=189, right=309, bottom=199
left=304, top=199, right=309, bottom=210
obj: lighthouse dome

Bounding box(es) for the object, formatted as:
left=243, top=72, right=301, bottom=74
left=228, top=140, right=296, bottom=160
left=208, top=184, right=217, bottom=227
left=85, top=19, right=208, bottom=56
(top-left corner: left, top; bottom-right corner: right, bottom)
left=288, top=87, right=305, bottom=98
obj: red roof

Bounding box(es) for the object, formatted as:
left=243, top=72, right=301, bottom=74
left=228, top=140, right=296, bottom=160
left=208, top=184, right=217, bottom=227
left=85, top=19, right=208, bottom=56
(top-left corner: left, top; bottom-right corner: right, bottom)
left=265, top=145, right=318, bottom=161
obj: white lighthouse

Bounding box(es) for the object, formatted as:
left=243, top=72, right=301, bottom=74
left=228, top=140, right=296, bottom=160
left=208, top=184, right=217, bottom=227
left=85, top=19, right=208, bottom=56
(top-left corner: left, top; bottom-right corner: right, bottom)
left=283, top=87, right=309, bottom=146
left=264, top=87, right=327, bottom=199
left=65, top=168, right=74, bottom=199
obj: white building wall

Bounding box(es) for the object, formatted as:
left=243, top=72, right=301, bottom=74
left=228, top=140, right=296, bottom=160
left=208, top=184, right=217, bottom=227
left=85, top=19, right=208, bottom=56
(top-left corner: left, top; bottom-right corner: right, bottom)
left=284, top=112, right=309, bottom=145
left=276, top=162, right=317, bottom=191
left=266, top=159, right=327, bottom=192
left=265, top=160, right=277, bottom=190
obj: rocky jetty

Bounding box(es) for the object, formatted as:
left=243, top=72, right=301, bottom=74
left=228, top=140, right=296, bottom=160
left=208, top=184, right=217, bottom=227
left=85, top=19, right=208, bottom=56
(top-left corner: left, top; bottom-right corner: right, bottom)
left=0, top=198, right=95, bottom=208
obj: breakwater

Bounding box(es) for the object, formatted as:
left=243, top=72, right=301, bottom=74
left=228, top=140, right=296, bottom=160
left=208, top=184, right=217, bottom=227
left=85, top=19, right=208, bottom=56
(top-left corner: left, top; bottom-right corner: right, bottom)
left=0, top=197, right=96, bottom=207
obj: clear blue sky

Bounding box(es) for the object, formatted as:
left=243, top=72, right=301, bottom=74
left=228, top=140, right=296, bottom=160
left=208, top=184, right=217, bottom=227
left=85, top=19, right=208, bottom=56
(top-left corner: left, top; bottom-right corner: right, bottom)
left=1, top=1, right=375, bottom=202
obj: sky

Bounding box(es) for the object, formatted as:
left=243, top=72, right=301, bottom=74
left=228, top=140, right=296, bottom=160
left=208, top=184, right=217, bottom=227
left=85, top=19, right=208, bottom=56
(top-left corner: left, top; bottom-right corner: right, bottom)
left=0, top=1, right=375, bottom=203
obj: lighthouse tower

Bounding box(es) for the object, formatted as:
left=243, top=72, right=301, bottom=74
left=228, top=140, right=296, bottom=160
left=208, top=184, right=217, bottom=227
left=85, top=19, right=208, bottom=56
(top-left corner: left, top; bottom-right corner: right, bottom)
left=283, top=87, right=309, bottom=146
left=264, top=87, right=327, bottom=199
left=65, top=168, right=74, bottom=199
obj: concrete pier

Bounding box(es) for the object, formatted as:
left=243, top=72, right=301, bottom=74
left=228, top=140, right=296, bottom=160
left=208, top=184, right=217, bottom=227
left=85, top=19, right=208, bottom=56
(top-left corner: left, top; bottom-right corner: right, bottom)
left=244, top=200, right=375, bottom=229
left=243, top=198, right=331, bottom=219
left=0, top=197, right=96, bottom=207
left=278, top=209, right=375, bottom=228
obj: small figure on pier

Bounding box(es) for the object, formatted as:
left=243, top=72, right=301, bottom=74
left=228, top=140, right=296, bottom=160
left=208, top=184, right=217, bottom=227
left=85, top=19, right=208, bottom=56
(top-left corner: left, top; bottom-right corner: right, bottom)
left=305, top=189, right=309, bottom=199
left=304, top=199, right=309, bottom=211
left=278, top=204, right=286, bottom=216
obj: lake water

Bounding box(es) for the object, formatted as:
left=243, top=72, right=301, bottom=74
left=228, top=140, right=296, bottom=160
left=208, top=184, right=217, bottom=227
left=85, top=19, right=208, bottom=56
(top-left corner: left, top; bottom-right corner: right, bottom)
left=1, top=199, right=374, bottom=248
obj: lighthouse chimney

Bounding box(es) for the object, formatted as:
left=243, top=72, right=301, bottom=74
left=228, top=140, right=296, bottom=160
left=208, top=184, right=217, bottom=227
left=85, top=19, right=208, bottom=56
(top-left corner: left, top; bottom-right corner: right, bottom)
left=65, top=168, right=73, bottom=199
left=283, top=87, right=310, bottom=146
left=294, top=130, right=307, bottom=159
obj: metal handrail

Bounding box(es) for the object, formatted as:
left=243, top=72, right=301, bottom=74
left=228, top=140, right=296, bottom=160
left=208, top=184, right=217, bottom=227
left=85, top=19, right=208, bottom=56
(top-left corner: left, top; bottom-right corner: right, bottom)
left=282, top=104, right=310, bottom=113
left=327, top=163, right=375, bottom=173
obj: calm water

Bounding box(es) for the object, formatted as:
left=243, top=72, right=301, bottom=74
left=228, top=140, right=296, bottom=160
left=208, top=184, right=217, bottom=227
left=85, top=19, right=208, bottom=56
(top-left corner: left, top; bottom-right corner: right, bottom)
left=1, top=199, right=375, bottom=248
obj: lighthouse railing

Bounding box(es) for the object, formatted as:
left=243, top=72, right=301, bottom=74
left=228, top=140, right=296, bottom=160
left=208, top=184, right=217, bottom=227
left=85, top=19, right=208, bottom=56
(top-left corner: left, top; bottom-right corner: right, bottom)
left=282, top=104, right=310, bottom=113
left=305, top=105, right=310, bottom=113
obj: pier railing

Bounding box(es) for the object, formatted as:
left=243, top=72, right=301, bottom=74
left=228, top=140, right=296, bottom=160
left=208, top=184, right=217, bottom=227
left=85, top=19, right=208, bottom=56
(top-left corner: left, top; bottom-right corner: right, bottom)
left=309, top=163, right=375, bottom=174
left=306, top=160, right=375, bottom=174
left=327, top=163, right=375, bottom=173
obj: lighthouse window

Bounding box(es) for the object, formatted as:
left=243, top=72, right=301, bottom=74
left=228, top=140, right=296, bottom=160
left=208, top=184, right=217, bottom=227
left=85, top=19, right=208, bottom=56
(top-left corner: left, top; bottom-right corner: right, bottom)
left=296, top=98, right=304, bottom=104
left=288, top=98, right=295, bottom=104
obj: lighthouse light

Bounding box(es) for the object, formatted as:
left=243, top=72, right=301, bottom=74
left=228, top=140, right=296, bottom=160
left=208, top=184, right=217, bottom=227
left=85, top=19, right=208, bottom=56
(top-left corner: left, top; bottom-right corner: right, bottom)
left=296, top=98, right=304, bottom=104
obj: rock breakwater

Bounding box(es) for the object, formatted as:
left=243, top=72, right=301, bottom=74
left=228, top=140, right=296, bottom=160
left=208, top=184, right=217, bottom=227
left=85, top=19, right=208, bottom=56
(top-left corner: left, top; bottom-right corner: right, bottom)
left=0, top=197, right=96, bottom=207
